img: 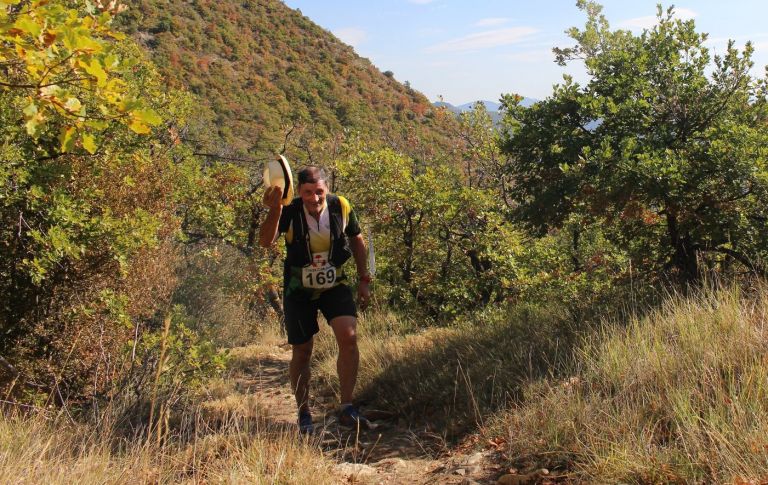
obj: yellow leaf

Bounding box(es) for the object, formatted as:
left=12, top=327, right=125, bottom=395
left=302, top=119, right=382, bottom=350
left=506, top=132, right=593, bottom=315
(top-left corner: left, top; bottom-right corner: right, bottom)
left=80, top=58, right=107, bottom=87
left=14, top=16, right=42, bottom=38
left=128, top=119, right=151, bottom=134
left=59, top=126, right=76, bottom=152
left=64, top=97, right=81, bottom=112
left=135, top=108, right=162, bottom=126
left=82, top=133, right=97, bottom=154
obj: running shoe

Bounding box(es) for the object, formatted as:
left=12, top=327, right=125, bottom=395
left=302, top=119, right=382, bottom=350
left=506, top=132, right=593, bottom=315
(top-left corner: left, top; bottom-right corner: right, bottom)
left=298, top=410, right=314, bottom=434
left=338, top=405, right=372, bottom=430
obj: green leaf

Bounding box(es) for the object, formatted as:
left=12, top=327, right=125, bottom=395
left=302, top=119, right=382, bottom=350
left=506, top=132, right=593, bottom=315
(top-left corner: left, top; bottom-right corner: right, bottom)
left=85, top=119, right=109, bottom=130
left=25, top=116, right=41, bottom=136
left=23, top=102, right=38, bottom=118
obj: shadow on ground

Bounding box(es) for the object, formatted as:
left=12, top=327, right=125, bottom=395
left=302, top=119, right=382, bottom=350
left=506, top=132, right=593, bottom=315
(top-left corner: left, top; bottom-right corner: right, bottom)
left=355, top=303, right=586, bottom=443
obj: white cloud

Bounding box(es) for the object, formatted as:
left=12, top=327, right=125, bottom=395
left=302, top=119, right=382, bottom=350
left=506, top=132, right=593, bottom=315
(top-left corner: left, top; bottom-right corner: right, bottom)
left=474, top=17, right=510, bottom=27
left=426, top=27, right=538, bottom=53
left=333, top=27, right=367, bottom=47
left=618, top=7, right=697, bottom=30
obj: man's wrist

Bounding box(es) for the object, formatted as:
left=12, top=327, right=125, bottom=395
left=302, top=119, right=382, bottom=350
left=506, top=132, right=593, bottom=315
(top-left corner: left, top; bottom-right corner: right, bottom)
left=359, top=274, right=372, bottom=284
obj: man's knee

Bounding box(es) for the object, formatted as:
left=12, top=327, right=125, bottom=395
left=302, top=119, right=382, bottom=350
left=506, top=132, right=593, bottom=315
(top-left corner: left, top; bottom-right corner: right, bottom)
left=331, top=317, right=357, bottom=349
left=292, top=340, right=313, bottom=363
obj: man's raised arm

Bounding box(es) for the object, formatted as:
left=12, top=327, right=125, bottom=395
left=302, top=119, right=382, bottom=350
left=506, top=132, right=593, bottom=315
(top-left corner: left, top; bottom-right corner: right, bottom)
left=258, top=186, right=283, bottom=248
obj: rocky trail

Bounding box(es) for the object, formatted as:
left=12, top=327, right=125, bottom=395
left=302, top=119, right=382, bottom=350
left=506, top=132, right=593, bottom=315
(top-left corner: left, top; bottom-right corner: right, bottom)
left=232, top=347, right=533, bottom=485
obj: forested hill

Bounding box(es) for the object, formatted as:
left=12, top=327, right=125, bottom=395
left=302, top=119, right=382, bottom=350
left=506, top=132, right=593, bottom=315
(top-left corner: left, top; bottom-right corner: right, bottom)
left=116, top=0, right=450, bottom=161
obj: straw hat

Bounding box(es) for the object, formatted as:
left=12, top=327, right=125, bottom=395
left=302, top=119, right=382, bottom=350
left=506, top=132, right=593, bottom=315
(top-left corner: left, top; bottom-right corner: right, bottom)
left=263, top=154, right=294, bottom=205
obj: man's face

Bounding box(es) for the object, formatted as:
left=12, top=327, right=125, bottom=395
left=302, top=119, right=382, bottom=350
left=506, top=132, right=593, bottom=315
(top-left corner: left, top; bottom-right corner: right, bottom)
left=299, top=180, right=327, bottom=215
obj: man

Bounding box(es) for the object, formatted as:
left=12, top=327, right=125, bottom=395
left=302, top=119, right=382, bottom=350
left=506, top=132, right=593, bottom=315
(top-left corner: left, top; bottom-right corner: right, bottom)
left=259, top=166, right=372, bottom=433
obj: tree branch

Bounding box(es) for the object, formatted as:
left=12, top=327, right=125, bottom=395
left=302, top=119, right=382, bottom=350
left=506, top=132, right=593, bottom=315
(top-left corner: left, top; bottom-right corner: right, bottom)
left=700, top=246, right=767, bottom=278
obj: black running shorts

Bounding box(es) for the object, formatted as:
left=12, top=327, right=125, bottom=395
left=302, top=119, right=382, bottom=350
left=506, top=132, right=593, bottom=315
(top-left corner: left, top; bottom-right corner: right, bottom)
left=283, top=284, right=357, bottom=345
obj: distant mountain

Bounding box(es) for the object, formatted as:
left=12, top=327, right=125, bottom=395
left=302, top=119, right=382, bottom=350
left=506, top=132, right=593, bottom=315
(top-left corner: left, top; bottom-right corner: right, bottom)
left=458, top=100, right=503, bottom=112
left=434, top=97, right=539, bottom=123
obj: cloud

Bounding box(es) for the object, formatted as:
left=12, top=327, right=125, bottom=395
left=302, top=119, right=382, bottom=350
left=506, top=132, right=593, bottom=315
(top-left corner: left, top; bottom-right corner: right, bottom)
left=333, top=27, right=367, bottom=47
left=426, top=27, right=538, bottom=53
left=617, top=7, right=697, bottom=30
left=473, top=17, right=510, bottom=27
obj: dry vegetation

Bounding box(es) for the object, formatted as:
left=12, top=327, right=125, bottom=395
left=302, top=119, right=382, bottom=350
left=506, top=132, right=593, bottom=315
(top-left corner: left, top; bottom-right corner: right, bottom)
left=485, top=284, right=768, bottom=483
left=0, top=411, right=335, bottom=485
left=4, top=285, right=768, bottom=483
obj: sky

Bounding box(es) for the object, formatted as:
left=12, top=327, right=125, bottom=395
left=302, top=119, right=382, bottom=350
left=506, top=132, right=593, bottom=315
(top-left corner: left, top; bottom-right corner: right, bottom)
left=281, top=0, right=768, bottom=105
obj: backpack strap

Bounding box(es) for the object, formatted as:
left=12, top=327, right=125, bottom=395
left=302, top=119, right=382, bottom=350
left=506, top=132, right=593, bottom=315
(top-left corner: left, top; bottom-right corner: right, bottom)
left=286, top=198, right=311, bottom=266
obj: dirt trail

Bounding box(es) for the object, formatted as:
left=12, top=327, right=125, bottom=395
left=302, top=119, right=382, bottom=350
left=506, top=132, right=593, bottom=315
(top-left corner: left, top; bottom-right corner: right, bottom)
left=234, top=347, right=508, bottom=485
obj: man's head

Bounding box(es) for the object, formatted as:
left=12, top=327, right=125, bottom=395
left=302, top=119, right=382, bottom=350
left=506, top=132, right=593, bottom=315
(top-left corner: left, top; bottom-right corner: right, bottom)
left=297, top=166, right=328, bottom=216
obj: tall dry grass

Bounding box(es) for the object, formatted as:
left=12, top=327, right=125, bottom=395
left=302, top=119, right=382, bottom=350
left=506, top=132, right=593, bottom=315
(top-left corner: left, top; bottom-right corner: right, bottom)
left=0, top=312, right=335, bottom=485
left=0, top=410, right=335, bottom=484
left=486, top=285, right=768, bottom=483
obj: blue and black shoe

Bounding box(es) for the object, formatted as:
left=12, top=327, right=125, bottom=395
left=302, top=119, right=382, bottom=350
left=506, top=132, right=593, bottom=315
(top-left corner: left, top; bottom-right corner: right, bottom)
left=338, top=405, right=373, bottom=430
left=298, top=410, right=314, bottom=434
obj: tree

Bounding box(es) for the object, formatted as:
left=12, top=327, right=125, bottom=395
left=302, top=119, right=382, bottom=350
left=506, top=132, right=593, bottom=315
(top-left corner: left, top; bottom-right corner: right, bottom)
left=335, top=144, right=522, bottom=318
left=0, top=1, right=186, bottom=400
left=500, top=1, right=768, bottom=284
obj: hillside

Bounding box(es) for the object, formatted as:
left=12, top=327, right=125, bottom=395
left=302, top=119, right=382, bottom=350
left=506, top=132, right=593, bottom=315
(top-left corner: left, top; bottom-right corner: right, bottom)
left=116, top=0, right=455, bottom=161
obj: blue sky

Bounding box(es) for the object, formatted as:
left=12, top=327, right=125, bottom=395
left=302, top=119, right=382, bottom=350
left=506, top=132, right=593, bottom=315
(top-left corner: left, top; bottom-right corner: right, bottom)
left=281, top=1, right=768, bottom=105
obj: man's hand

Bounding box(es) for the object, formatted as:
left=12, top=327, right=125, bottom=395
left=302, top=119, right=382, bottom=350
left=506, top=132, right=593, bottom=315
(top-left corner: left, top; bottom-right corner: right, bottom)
left=357, top=280, right=371, bottom=311
left=262, top=186, right=283, bottom=209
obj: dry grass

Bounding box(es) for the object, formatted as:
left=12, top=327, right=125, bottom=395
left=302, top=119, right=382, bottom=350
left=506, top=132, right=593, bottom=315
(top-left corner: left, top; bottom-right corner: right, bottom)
left=486, top=285, right=768, bottom=483
left=0, top=411, right=336, bottom=484
left=11, top=281, right=766, bottom=483
left=312, top=304, right=578, bottom=440
left=0, top=313, right=335, bottom=485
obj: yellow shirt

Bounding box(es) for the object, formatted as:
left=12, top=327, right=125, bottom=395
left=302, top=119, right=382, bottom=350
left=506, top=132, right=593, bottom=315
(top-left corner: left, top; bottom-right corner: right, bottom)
left=284, top=196, right=353, bottom=248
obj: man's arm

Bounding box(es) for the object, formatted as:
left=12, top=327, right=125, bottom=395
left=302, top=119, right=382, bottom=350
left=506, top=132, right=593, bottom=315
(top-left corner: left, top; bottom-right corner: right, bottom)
left=349, top=233, right=371, bottom=310
left=258, top=186, right=283, bottom=248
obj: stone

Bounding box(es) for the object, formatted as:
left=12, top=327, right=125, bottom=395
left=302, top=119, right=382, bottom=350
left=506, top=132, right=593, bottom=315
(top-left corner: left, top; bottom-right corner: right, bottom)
left=462, top=452, right=485, bottom=466
left=335, top=462, right=378, bottom=479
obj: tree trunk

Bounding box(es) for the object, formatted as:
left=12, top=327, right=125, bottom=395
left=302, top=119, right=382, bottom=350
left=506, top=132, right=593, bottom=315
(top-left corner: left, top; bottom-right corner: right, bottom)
left=666, top=210, right=699, bottom=285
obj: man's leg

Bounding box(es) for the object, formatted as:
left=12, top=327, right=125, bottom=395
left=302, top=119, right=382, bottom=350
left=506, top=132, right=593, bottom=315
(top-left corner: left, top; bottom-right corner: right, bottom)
left=290, top=338, right=314, bottom=413
left=329, top=316, right=358, bottom=404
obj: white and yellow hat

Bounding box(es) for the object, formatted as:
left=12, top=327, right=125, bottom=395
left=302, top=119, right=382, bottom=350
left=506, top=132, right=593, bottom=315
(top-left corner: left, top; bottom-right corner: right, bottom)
left=263, top=154, right=294, bottom=205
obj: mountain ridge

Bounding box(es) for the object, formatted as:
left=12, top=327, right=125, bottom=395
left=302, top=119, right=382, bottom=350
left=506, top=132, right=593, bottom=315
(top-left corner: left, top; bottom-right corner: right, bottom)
left=116, top=0, right=455, bottom=161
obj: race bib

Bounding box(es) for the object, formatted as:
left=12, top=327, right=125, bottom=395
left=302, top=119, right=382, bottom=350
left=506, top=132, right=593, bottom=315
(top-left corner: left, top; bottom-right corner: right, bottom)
left=301, top=252, right=337, bottom=289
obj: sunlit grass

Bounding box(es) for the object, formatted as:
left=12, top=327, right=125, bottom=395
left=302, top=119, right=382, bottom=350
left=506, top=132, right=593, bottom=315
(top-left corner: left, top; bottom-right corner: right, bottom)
left=486, top=284, right=768, bottom=483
